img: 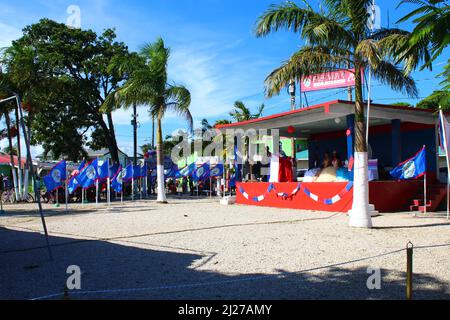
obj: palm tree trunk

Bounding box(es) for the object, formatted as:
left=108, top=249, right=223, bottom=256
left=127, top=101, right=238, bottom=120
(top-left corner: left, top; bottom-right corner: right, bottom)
left=14, top=105, right=23, bottom=200
left=4, top=112, right=19, bottom=202
left=156, top=112, right=167, bottom=203
left=106, top=113, right=120, bottom=165
left=152, top=115, right=155, bottom=149
left=349, top=66, right=373, bottom=228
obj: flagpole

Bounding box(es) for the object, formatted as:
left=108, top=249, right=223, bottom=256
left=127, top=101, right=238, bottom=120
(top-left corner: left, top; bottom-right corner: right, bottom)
left=81, top=188, right=84, bottom=207
left=56, top=188, right=60, bottom=208
left=96, top=180, right=99, bottom=207
left=107, top=159, right=111, bottom=207
left=65, top=170, right=68, bottom=213
left=107, top=176, right=111, bottom=207
left=424, top=172, right=427, bottom=215
left=439, top=110, right=450, bottom=220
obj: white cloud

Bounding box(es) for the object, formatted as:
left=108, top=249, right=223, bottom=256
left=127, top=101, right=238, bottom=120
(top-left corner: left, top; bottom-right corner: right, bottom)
left=0, top=22, right=21, bottom=49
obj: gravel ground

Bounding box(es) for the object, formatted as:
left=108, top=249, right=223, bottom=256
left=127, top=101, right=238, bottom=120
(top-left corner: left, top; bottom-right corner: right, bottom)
left=0, top=198, right=449, bottom=300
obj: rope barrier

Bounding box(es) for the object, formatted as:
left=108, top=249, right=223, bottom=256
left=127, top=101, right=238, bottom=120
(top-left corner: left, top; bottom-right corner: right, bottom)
left=29, top=243, right=449, bottom=301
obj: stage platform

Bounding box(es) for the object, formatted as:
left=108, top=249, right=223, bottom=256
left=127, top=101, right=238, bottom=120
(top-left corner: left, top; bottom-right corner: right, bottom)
left=236, top=181, right=423, bottom=213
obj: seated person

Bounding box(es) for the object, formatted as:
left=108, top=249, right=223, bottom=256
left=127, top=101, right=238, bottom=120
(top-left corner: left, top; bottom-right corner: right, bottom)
left=303, top=168, right=321, bottom=182
left=334, top=156, right=351, bottom=182
left=316, top=155, right=337, bottom=182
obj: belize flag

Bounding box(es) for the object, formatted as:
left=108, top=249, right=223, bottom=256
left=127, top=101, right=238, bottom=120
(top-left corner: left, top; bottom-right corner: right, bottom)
left=133, top=165, right=141, bottom=179
left=68, top=175, right=80, bottom=194
left=111, top=166, right=124, bottom=193
left=78, top=160, right=87, bottom=172
left=176, top=163, right=196, bottom=178
left=43, top=160, right=67, bottom=192
left=439, top=110, right=450, bottom=161
left=390, top=146, right=427, bottom=180
left=97, top=160, right=110, bottom=181
left=78, top=159, right=99, bottom=189
left=123, top=164, right=134, bottom=182
left=140, top=163, right=148, bottom=178
left=193, top=163, right=210, bottom=182
left=209, top=164, right=224, bottom=178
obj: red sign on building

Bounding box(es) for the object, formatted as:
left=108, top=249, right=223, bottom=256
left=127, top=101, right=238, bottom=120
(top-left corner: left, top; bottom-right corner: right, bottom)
left=301, top=69, right=358, bottom=92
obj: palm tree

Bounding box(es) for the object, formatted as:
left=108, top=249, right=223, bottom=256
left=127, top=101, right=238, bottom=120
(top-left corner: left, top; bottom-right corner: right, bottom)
left=229, top=101, right=265, bottom=180
left=229, top=101, right=265, bottom=123
left=397, top=0, right=449, bottom=70
left=255, top=0, right=428, bottom=228
left=108, top=38, right=192, bottom=203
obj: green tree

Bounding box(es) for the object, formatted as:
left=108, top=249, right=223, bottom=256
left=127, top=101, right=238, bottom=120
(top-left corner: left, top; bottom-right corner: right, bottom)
left=397, top=0, right=449, bottom=70
left=417, top=90, right=450, bottom=110
left=2, top=19, right=134, bottom=163
left=110, top=38, right=192, bottom=203
left=255, top=0, right=427, bottom=228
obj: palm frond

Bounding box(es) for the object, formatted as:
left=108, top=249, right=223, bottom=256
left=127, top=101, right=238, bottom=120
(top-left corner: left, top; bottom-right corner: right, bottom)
left=264, top=46, right=350, bottom=97
left=355, top=39, right=381, bottom=68
left=255, top=1, right=317, bottom=37
left=372, top=60, right=419, bottom=98
left=165, top=85, right=193, bottom=131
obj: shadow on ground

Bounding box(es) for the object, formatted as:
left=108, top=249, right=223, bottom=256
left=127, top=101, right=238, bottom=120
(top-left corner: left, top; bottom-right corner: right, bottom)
left=0, top=227, right=448, bottom=300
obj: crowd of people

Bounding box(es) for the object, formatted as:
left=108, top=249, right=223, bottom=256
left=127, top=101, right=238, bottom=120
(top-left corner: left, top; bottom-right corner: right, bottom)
left=304, top=152, right=352, bottom=183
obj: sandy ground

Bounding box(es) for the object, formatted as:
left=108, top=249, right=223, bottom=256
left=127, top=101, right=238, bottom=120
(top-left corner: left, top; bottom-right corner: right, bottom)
left=0, top=197, right=449, bottom=300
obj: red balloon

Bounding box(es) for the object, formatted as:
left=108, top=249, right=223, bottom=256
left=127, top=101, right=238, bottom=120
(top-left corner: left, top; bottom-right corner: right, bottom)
left=287, top=126, right=295, bottom=134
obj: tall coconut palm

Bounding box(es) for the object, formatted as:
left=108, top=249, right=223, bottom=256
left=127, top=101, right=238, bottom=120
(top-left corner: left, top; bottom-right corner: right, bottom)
left=255, top=0, right=428, bottom=228
left=107, top=38, right=192, bottom=203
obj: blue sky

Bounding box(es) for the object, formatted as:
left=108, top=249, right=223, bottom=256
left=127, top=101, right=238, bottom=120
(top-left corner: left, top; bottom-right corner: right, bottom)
left=0, top=0, right=447, bottom=156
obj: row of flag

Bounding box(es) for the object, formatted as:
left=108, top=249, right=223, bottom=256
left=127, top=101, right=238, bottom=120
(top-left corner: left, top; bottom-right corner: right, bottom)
left=44, top=159, right=225, bottom=195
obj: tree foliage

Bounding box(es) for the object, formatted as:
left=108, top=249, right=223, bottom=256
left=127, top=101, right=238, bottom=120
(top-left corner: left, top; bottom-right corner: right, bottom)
left=1, top=19, right=135, bottom=162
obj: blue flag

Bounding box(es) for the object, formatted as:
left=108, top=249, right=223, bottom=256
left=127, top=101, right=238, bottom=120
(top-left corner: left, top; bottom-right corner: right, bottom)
left=165, top=165, right=179, bottom=179
left=176, top=163, right=196, bottom=178
left=68, top=175, right=80, bottom=194
left=98, top=160, right=110, bottom=181
left=123, top=164, right=133, bottom=182
left=140, top=163, right=148, bottom=178
left=133, top=165, right=141, bottom=179
left=109, top=164, right=119, bottom=178
left=111, top=166, right=124, bottom=193
left=78, top=160, right=86, bottom=172
left=77, top=159, right=99, bottom=189
left=43, top=160, right=67, bottom=192
left=390, top=146, right=427, bottom=180
left=193, top=163, right=210, bottom=182
left=209, top=164, right=224, bottom=178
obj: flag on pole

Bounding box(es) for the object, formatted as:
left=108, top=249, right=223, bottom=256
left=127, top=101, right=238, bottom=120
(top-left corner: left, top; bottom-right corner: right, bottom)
left=390, top=146, right=427, bottom=180
left=140, top=163, right=148, bottom=178
left=111, top=166, right=124, bottom=193
left=68, top=175, right=80, bottom=194
left=439, top=110, right=450, bottom=219
left=193, top=163, right=210, bottom=182
left=164, top=166, right=175, bottom=179
left=43, top=160, right=67, bottom=192
left=78, top=160, right=87, bottom=172
left=77, top=159, right=99, bottom=189
left=176, top=163, right=196, bottom=178
left=123, top=163, right=134, bottom=182
left=209, top=164, right=224, bottom=178
left=97, top=160, right=110, bottom=181
left=133, top=165, right=141, bottom=179
left=439, top=110, right=450, bottom=158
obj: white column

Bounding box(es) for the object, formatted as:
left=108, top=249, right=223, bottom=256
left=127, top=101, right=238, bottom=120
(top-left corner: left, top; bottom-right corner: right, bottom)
left=349, top=152, right=373, bottom=228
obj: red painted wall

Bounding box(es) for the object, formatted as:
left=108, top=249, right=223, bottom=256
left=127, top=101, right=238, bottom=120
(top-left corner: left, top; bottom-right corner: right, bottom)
left=237, top=181, right=423, bottom=213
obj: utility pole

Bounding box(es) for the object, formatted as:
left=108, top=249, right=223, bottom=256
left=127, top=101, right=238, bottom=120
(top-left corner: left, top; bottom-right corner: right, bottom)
left=132, top=104, right=138, bottom=199
left=289, top=80, right=297, bottom=177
